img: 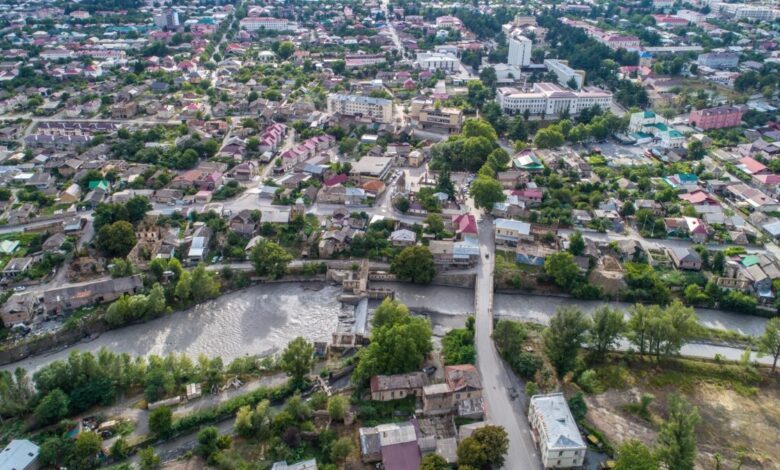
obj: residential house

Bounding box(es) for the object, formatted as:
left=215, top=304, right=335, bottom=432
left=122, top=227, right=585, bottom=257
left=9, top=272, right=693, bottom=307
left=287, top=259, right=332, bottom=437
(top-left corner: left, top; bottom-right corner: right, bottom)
left=0, top=440, right=40, bottom=470
left=230, top=210, right=259, bottom=237
left=187, top=225, right=211, bottom=264
left=451, top=213, right=478, bottom=239
left=528, top=394, right=587, bottom=469
left=271, top=460, right=317, bottom=470
left=422, top=364, right=483, bottom=415
left=370, top=372, right=426, bottom=401
left=41, top=233, right=65, bottom=251
left=389, top=229, right=417, bottom=247
left=43, top=275, right=144, bottom=313
left=2, top=257, right=35, bottom=279
left=59, top=183, right=81, bottom=203
left=494, top=218, right=533, bottom=246
left=359, top=422, right=420, bottom=469
left=669, top=247, right=703, bottom=271
left=726, top=184, right=780, bottom=213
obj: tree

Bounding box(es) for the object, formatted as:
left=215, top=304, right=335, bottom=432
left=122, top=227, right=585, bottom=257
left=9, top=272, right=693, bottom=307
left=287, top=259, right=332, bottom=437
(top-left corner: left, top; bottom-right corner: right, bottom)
left=543, top=307, right=591, bottom=377
left=250, top=239, right=293, bottom=279
left=544, top=252, right=582, bottom=292
left=391, top=245, right=436, bottom=284
left=657, top=395, right=700, bottom=470
left=96, top=221, right=137, bottom=257
left=470, top=175, right=506, bottom=210
left=463, top=118, right=498, bottom=141
left=567, top=392, right=587, bottom=421
left=352, top=300, right=432, bottom=385
left=34, top=388, right=69, bottom=426
left=234, top=405, right=255, bottom=437
left=712, top=251, right=725, bottom=274
left=759, top=317, right=780, bottom=373
left=148, top=405, right=173, bottom=438
left=471, top=425, right=509, bottom=468
left=425, top=214, right=445, bottom=234
left=615, top=440, right=658, bottom=470
left=587, top=306, right=625, bottom=362
left=327, top=395, right=348, bottom=422
left=687, top=140, right=706, bottom=160
left=196, top=426, right=220, bottom=459
left=110, top=438, right=130, bottom=461
left=139, top=447, right=161, bottom=470
left=280, top=337, right=314, bottom=388
left=568, top=231, right=585, bottom=256
left=330, top=437, right=353, bottom=464
left=435, top=170, right=455, bottom=199
left=277, top=41, right=295, bottom=59
left=457, top=436, right=488, bottom=469
left=420, top=453, right=450, bottom=470
left=73, top=431, right=102, bottom=469
left=372, top=298, right=410, bottom=329
left=534, top=126, right=565, bottom=149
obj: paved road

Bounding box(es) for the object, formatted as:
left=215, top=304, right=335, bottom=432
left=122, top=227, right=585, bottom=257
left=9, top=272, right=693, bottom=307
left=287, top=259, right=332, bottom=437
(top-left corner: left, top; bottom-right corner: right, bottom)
left=473, top=213, right=543, bottom=470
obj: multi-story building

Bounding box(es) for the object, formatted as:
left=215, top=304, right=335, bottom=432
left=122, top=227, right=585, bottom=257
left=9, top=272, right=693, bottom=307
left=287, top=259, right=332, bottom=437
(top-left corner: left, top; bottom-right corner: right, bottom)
left=416, top=105, right=463, bottom=134
left=603, top=34, right=640, bottom=50
left=629, top=110, right=685, bottom=148
left=529, top=393, right=587, bottom=469
left=689, top=105, right=746, bottom=130
left=496, top=83, right=612, bottom=117
left=327, top=94, right=394, bottom=124
left=154, top=9, right=180, bottom=30
left=239, top=17, right=298, bottom=31
left=415, top=52, right=459, bottom=72
left=345, top=53, right=386, bottom=69
left=697, top=52, right=739, bottom=69
left=508, top=31, right=532, bottom=67
left=544, top=59, right=585, bottom=89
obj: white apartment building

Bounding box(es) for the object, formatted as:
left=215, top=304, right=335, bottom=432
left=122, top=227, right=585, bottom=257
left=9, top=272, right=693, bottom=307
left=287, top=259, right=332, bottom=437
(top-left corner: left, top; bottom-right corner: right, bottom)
left=508, top=31, right=532, bottom=67
left=496, top=83, right=612, bottom=117
left=529, top=394, right=587, bottom=469
left=415, top=52, right=460, bottom=72
left=710, top=2, right=778, bottom=20
left=544, top=59, right=585, bottom=89
left=327, top=94, right=394, bottom=124
left=239, top=17, right=298, bottom=31
left=154, top=9, right=179, bottom=30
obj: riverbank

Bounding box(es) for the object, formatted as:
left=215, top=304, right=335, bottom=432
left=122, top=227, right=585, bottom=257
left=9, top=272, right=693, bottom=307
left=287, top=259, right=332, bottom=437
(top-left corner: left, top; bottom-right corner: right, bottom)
left=3, top=282, right=774, bottom=374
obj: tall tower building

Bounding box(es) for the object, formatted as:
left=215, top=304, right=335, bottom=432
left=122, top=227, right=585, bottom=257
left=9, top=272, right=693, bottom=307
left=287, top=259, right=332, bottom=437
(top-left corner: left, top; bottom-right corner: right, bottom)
left=507, top=32, right=532, bottom=67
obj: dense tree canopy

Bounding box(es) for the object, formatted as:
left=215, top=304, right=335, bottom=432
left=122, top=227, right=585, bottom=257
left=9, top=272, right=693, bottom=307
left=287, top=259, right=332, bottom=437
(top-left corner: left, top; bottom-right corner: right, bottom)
left=352, top=299, right=432, bottom=385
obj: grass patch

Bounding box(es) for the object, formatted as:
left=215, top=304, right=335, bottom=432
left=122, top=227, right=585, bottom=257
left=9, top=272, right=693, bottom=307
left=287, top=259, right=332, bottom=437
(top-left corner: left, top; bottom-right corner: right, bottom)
left=593, top=363, right=634, bottom=390
left=355, top=396, right=416, bottom=427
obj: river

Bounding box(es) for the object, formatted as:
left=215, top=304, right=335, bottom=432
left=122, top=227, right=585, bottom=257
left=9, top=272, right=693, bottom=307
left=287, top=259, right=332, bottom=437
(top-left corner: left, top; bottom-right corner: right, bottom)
left=2, top=283, right=773, bottom=374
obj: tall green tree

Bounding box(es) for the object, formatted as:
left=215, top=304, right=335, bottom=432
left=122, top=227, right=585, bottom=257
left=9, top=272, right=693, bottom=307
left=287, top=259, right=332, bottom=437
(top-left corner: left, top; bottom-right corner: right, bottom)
left=759, top=317, right=780, bottom=373
left=96, top=220, right=137, bottom=257
left=420, top=453, right=450, bottom=470
left=280, top=337, right=314, bottom=388
left=250, top=239, right=293, bottom=279
left=657, top=395, right=700, bottom=470
left=543, top=307, right=592, bottom=377
left=544, top=252, right=582, bottom=291
left=148, top=405, right=173, bottom=438
left=470, top=175, right=505, bottom=210
left=568, top=231, right=585, bottom=256
left=352, top=300, right=432, bottom=385
left=615, top=440, right=658, bottom=470
left=73, top=431, right=102, bottom=469
left=34, top=388, right=69, bottom=426
left=391, top=245, right=436, bottom=284
left=587, top=306, right=625, bottom=363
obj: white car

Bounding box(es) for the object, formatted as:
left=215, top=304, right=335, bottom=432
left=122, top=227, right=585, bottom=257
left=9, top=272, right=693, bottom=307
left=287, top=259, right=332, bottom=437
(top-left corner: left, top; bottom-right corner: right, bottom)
left=13, top=286, right=26, bottom=292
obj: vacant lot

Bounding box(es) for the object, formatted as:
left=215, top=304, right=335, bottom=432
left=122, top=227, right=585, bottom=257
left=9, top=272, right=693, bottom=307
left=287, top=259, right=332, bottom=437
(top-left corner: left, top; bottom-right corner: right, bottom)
left=583, top=358, right=780, bottom=469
